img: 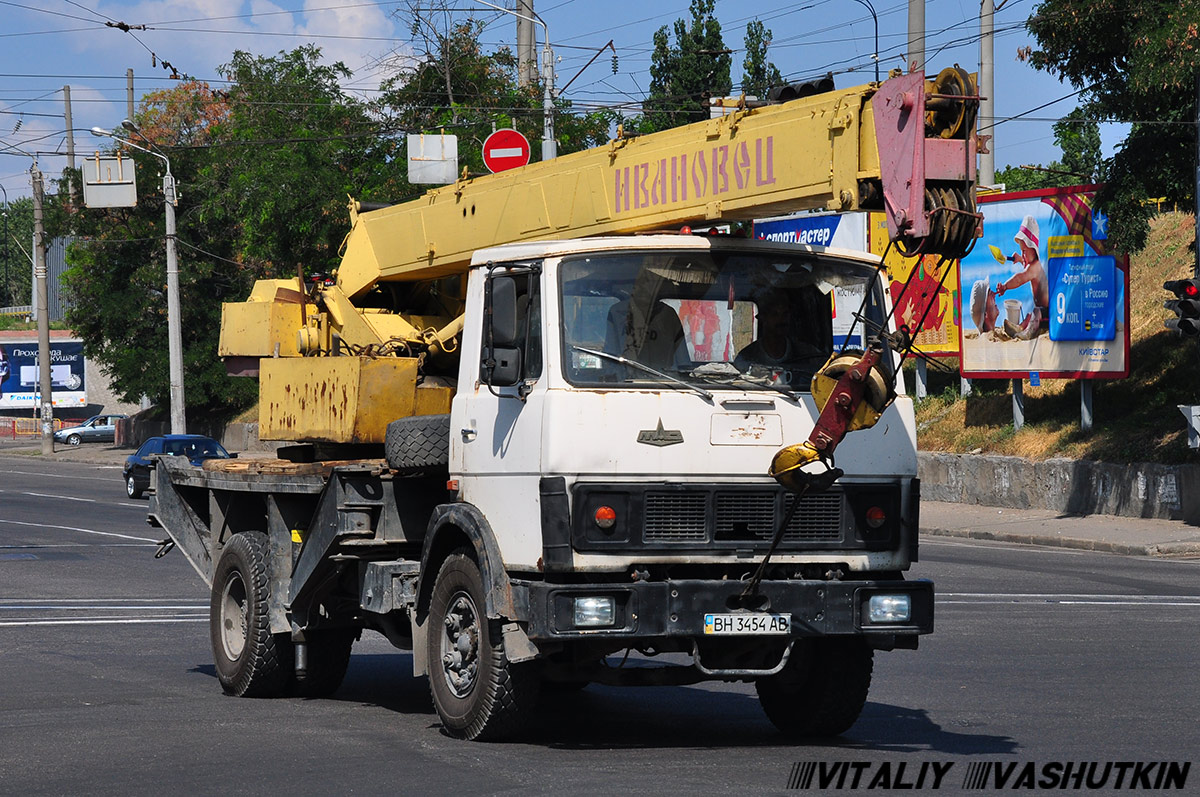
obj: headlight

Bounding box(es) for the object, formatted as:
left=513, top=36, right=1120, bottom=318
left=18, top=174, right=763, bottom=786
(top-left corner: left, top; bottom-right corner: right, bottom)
left=572, top=596, right=616, bottom=628
left=867, top=594, right=912, bottom=624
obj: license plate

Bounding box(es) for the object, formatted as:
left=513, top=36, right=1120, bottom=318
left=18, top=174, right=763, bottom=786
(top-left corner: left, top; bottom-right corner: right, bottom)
left=703, top=613, right=791, bottom=635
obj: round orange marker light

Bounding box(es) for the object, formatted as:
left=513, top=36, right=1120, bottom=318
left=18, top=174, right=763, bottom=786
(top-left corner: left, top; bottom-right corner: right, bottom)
left=594, top=506, right=617, bottom=530
left=865, top=506, right=887, bottom=529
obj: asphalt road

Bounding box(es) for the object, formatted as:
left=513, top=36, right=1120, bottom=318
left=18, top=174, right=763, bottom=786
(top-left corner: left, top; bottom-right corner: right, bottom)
left=1, top=454, right=1198, bottom=795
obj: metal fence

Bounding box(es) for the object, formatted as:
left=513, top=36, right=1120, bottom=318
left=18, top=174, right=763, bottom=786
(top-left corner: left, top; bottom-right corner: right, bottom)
left=1, top=416, right=87, bottom=439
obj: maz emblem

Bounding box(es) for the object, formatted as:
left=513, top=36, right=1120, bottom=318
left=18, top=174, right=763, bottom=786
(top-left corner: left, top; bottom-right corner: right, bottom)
left=637, top=419, right=684, bottom=447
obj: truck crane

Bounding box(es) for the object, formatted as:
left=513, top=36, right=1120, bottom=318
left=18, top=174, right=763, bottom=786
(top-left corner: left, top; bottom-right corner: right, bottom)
left=150, top=67, right=979, bottom=741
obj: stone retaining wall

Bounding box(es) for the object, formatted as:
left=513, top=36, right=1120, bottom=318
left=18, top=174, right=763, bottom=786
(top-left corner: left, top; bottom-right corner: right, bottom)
left=919, top=452, right=1200, bottom=523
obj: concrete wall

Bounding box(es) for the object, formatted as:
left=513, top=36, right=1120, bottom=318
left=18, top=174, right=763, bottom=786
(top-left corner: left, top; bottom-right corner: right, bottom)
left=919, top=452, right=1199, bottom=522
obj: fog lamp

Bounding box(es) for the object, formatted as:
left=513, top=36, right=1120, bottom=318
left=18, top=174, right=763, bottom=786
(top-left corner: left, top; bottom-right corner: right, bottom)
left=573, top=596, right=616, bottom=628
left=867, top=594, right=911, bottom=623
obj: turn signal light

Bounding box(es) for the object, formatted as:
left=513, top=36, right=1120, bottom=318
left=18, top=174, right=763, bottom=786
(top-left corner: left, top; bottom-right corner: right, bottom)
left=594, top=506, right=617, bottom=530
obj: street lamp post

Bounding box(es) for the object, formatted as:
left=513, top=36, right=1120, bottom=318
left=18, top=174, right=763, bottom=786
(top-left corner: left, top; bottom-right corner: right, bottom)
left=471, top=1, right=556, bottom=160
left=851, top=0, right=880, bottom=84
left=91, top=124, right=186, bottom=435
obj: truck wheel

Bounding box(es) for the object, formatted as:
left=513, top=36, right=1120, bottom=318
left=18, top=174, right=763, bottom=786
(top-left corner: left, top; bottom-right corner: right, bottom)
left=385, top=414, right=450, bottom=474
left=292, top=628, right=356, bottom=698
left=210, top=532, right=292, bottom=698
left=427, top=550, right=539, bottom=740
left=756, top=639, right=873, bottom=737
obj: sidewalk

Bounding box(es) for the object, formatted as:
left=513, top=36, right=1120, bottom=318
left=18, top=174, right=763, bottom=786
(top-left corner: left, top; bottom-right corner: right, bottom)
left=922, top=501, right=1200, bottom=558
left=5, top=441, right=1200, bottom=557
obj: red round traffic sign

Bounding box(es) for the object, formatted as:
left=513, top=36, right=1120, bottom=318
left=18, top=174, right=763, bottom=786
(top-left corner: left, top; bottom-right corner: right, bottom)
left=483, top=128, right=531, bottom=173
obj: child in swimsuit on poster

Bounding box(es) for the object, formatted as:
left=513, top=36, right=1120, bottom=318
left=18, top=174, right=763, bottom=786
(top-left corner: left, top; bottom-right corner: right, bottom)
left=995, top=214, right=1049, bottom=340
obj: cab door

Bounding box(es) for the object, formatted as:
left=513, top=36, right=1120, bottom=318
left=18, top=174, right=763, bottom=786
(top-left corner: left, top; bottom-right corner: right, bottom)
left=452, top=266, right=546, bottom=568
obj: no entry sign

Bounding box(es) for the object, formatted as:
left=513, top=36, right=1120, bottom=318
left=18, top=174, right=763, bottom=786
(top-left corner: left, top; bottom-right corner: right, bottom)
left=483, top=128, right=531, bottom=173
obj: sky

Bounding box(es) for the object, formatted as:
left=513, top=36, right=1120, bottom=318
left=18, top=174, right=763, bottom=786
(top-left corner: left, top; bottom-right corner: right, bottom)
left=0, top=0, right=1122, bottom=201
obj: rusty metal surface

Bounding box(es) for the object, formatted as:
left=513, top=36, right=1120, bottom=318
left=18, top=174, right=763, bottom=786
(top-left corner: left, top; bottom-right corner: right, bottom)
left=259, top=356, right=452, bottom=443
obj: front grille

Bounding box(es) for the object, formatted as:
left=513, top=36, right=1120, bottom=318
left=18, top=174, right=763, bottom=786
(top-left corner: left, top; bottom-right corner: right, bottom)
left=644, top=492, right=707, bottom=541
left=643, top=489, right=845, bottom=544
left=784, top=492, right=843, bottom=541
left=716, top=492, right=776, bottom=538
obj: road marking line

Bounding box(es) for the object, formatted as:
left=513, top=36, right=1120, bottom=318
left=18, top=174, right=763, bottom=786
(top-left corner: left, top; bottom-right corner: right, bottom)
left=0, top=467, right=123, bottom=481
left=0, top=605, right=206, bottom=611
left=941, top=592, right=1200, bottom=600
left=0, top=517, right=159, bottom=542
left=0, top=617, right=206, bottom=627
left=0, top=488, right=145, bottom=509
left=0, top=598, right=204, bottom=603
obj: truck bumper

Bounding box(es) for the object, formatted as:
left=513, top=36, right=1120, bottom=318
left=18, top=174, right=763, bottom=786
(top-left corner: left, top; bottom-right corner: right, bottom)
left=519, top=577, right=932, bottom=642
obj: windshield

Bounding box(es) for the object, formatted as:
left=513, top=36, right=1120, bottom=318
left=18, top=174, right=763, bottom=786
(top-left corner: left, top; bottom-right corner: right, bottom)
left=559, top=248, right=889, bottom=392
left=162, top=438, right=229, bottom=458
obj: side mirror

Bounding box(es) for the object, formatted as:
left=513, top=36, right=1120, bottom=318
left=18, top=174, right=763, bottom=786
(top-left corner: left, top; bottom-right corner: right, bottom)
left=489, top=347, right=522, bottom=387
left=489, top=276, right=519, bottom=347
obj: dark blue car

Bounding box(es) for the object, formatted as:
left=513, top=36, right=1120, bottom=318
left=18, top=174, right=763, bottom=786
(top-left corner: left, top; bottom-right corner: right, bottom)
left=123, top=434, right=233, bottom=498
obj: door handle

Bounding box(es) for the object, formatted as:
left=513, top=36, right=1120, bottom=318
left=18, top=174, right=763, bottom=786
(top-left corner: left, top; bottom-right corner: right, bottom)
left=461, top=428, right=477, bottom=442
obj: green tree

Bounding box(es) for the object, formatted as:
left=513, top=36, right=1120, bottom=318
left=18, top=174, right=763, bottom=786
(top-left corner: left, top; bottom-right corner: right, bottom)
left=637, top=0, right=732, bottom=133
left=741, top=19, right=783, bottom=98
left=995, top=107, right=1105, bottom=191
left=1026, top=0, right=1199, bottom=251
left=379, top=9, right=612, bottom=170
left=59, top=47, right=396, bottom=416
left=1, top=196, right=35, bottom=307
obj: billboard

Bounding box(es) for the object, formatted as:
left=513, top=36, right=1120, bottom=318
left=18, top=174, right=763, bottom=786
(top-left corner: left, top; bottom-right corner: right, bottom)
left=957, top=187, right=1128, bottom=378
left=0, top=341, right=87, bottom=408
left=754, top=211, right=867, bottom=250
left=868, top=213, right=961, bottom=357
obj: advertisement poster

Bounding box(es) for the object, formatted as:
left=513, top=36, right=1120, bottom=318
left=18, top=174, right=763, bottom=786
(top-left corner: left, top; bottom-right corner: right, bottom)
left=754, top=211, right=867, bottom=251
left=957, top=187, right=1128, bottom=378
left=0, top=341, right=88, bottom=408
left=868, top=213, right=961, bottom=357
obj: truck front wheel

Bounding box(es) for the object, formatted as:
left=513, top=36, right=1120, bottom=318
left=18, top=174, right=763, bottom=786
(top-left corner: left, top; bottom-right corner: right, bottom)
left=756, top=639, right=873, bottom=737
left=427, top=550, right=539, bottom=740
left=210, top=532, right=291, bottom=698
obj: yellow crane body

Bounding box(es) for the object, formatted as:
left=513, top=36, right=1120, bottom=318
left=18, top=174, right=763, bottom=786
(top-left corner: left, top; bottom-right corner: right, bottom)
left=219, top=69, right=979, bottom=445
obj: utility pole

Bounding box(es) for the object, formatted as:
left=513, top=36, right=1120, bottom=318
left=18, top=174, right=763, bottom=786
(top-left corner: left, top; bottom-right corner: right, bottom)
left=164, top=167, right=185, bottom=434
left=127, top=69, right=135, bottom=120
left=0, top=183, right=8, bottom=307
left=64, top=85, right=77, bottom=203
left=907, top=0, right=925, bottom=74
left=979, top=0, right=995, bottom=186
left=516, top=0, right=536, bottom=88
left=1194, top=71, right=1199, bottom=277
left=32, top=164, right=53, bottom=455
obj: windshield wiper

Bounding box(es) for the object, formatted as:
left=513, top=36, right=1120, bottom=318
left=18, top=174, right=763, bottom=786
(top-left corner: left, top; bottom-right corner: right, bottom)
left=570, top=345, right=714, bottom=402
left=689, top=370, right=802, bottom=403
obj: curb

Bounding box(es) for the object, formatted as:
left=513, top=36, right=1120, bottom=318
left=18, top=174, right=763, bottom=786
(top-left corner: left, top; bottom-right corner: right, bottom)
left=923, top=525, right=1200, bottom=558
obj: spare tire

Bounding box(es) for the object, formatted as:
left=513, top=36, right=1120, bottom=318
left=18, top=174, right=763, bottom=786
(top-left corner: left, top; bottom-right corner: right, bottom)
left=385, top=414, right=451, bottom=473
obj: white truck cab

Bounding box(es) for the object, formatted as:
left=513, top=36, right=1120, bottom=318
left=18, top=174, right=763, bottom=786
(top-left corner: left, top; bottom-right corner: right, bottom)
left=454, top=235, right=919, bottom=576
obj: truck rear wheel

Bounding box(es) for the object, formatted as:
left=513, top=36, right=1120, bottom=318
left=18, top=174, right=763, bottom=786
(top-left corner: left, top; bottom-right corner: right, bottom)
left=385, top=414, right=450, bottom=474
left=756, top=639, right=873, bottom=737
left=210, top=532, right=292, bottom=698
left=427, top=550, right=539, bottom=740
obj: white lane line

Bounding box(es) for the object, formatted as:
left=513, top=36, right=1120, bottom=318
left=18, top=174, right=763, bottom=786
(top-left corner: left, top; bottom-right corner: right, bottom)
left=0, top=598, right=204, bottom=603
left=0, top=488, right=145, bottom=509
left=1, top=544, right=154, bottom=548
left=0, top=517, right=159, bottom=542
left=0, top=605, right=206, bottom=611
left=939, top=592, right=1200, bottom=606
left=0, top=467, right=123, bottom=481
left=0, top=617, right=206, bottom=627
